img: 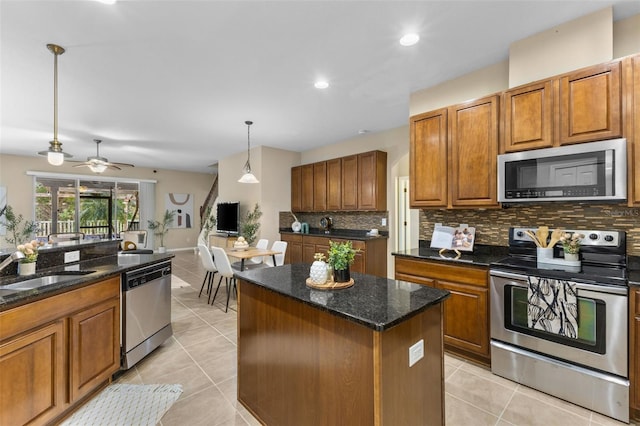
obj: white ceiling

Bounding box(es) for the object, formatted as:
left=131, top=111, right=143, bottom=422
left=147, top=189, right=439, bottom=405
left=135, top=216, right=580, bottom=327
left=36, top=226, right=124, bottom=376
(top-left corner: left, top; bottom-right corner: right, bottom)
left=2, top=1, right=639, bottom=174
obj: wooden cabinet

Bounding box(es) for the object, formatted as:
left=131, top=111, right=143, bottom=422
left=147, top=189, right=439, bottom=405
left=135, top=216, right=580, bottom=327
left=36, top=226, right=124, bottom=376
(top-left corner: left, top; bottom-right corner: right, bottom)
left=209, top=234, right=238, bottom=248
left=410, top=95, right=499, bottom=209
left=410, top=108, right=448, bottom=208
left=326, top=158, right=342, bottom=210
left=281, top=233, right=388, bottom=278
left=449, top=95, right=500, bottom=208
left=291, top=166, right=302, bottom=212
left=341, top=155, right=358, bottom=210
left=395, top=256, right=490, bottom=365
left=291, top=151, right=386, bottom=212
left=358, top=150, right=387, bottom=211
left=301, top=164, right=314, bottom=212
left=559, top=61, right=622, bottom=145
left=313, top=161, right=327, bottom=211
left=502, top=80, right=554, bottom=152
left=631, top=286, right=640, bottom=422
left=625, top=53, right=640, bottom=207
left=0, top=276, right=121, bottom=426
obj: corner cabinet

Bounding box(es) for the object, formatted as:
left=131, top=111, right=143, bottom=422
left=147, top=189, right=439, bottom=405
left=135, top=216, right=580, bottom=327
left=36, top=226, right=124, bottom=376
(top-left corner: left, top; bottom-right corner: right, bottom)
left=281, top=233, right=387, bottom=278
left=291, top=150, right=387, bottom=212
left=410, top=95, right=499, bottom=209
left=0, top=276, right=121, bottom=426
left=395, top=256, right=490, bottom=365
left=631, top=286, right=640, bottom=422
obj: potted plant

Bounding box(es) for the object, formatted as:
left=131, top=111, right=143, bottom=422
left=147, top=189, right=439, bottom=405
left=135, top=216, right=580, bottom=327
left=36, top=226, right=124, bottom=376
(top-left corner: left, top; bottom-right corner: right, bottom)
left=148, top=209, right=176, bottom=253
left=16, top=240, right=44, bottom=276
left=240, top=203, right=262, bottom=246
left=327, top=240, right=358, bottom=283
left=560, top=232, right=584, bottom=261
left=0, top=205, right=38, bottom=247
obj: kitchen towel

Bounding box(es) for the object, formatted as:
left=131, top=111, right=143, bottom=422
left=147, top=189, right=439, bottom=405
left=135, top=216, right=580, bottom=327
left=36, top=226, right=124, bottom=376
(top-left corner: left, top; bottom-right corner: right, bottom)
left=527, top=276, right=578, bottom=338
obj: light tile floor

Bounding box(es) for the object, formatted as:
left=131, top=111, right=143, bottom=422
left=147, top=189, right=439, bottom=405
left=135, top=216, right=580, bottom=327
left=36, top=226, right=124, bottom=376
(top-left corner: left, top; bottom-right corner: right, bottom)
left=113, top=251, right=635, bottom=426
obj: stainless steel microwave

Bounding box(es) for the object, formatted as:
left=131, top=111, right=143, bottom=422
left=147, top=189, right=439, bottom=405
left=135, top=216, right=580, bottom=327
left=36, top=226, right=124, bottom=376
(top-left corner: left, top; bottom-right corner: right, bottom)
left=497, top=139, right=627, bottom=202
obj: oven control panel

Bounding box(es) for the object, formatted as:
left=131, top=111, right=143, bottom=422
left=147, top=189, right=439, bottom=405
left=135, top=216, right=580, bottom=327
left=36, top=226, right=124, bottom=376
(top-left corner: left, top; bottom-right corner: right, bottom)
left=512, top=228, right=621, bottom=247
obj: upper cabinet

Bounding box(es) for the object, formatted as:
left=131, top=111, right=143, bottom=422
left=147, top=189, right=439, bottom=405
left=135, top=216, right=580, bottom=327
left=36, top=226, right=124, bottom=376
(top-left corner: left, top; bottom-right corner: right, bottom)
left=502, top=60, right=623, bottom=153
left=625, top=53, right=640, bottom=207
left=410, top=96, right=499, bottom=209
left=291, top=151, right=387, bottom=212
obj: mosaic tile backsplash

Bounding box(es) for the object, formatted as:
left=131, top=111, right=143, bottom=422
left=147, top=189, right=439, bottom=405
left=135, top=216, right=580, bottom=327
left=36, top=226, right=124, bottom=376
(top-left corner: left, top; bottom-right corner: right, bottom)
left=418, top=202, right=640, bottom=256
left=279, top=211, right=389, bottom=233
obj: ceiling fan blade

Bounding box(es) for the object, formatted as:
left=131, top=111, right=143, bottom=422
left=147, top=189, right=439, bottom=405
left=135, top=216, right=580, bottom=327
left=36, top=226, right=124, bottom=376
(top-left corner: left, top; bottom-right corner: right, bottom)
left=109, top=162, right=135, bottom=168
left=107, top=164, right=122, bottom=170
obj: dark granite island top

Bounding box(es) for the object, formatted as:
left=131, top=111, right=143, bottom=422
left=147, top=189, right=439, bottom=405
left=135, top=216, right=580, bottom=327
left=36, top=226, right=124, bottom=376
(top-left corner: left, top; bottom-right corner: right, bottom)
left=235, top=264, right=449, bottom=425
left=235, top=263, right=449, bottom=331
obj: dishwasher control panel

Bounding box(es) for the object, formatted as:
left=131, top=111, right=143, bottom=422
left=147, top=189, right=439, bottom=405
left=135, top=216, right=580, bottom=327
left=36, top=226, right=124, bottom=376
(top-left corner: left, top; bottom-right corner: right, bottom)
left=123, top=261, right=172, bottom=290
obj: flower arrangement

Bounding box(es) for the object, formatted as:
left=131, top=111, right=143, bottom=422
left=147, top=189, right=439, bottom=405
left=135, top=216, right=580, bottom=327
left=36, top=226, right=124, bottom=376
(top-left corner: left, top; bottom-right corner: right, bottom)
left=17, top=240, right=44, bottom=263
left=560, top=232, right=584, bottom=254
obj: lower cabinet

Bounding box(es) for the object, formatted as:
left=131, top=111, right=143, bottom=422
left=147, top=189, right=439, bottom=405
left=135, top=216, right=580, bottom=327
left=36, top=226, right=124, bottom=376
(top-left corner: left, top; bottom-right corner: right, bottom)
left=281, top=233, right=387, bottom=278
left=631, top=286, right=640, bottom=421
left=0, top=276, right=121, bottom=426
left=395, top=256, right=490, bottom=365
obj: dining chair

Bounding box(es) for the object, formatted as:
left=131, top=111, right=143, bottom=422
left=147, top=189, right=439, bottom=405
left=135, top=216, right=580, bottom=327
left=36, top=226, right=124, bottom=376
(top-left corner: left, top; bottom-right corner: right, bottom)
left=248, top=238, right=269, bottom=265
left=197, top=244, right=218, bottom=302
left=209, top=246, right=237, bottom=312
left=264, top=240, right=287, bottom=267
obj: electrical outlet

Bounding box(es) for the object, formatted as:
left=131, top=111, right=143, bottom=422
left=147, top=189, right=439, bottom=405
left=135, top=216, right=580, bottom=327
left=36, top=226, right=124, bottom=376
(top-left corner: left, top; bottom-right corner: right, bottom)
left=64, top=250, right=80, bottom=263
left=381, top=218, right=387, bottom=226
left=409, top=339, right=424, bottom=367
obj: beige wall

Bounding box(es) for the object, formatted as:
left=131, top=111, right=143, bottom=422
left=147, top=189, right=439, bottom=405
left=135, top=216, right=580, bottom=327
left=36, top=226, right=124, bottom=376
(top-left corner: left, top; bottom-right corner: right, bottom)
left=0, top=154, right=214, bottom=251
left=509, top=7, right=613, bottom=87
left=614, top=13, right=640, bottom=59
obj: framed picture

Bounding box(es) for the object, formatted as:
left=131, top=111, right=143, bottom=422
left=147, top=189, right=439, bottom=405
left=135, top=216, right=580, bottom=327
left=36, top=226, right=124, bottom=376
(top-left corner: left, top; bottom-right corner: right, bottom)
left=165, top=193, right=193, bottom=228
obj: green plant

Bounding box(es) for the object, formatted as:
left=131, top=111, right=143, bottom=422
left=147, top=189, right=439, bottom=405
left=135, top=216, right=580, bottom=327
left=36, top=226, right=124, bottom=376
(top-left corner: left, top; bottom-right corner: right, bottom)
left=326, top=240, right=358, bottom=271
left=202, top=205, right=217, bottom=234
left=0, top=205, right=39, bottom=246
left=147, top=209, right=176, bottom=247
left=240, top=203, right=262, bottom=246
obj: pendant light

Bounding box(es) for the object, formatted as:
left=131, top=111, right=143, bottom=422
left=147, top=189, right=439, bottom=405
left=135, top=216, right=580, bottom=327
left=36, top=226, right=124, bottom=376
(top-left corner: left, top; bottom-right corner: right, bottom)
left=38, top=43, right=72, bottom=166
left=238, top=120, right=259, bottom=184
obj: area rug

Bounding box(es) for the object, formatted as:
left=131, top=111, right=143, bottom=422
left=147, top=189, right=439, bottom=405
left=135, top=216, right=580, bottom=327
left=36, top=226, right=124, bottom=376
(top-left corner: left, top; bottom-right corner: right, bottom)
left=61, top=384, right=183, bottom=426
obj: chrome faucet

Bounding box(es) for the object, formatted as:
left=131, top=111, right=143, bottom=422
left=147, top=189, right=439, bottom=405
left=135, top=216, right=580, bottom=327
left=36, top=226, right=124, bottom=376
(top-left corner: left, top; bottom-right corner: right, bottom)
left=0, top=251, right=26, bottom=273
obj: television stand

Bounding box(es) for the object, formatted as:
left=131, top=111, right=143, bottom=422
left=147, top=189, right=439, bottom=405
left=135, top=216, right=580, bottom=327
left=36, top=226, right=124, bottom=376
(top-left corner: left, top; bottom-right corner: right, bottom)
left=209, top=234, right=238, bottom=249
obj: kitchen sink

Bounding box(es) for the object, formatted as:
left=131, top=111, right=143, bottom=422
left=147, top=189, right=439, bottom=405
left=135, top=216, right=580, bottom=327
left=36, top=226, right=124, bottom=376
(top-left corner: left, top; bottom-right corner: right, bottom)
left=0, top=271, right=95, bottom=292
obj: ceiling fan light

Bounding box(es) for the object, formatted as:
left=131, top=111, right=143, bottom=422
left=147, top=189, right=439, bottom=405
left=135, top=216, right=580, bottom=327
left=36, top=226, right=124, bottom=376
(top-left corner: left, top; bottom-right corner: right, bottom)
left=89, top=163, right=108, bottom=173
left=47, top=151, right=65, bottom=166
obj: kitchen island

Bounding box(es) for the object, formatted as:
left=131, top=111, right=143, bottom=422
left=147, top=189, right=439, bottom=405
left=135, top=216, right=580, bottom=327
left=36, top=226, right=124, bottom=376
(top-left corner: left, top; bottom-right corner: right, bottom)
left=235, top=264, right=449, bottom=426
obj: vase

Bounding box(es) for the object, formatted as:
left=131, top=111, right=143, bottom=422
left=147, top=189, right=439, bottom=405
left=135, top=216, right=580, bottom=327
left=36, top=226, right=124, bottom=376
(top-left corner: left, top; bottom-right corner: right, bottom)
left=310, top=260, right=328, bottom=284
left=564, top=252, right=579, bottom=261
left=334, top=267, right=350, bottom=283
left=18, top=262, right=36, bottom=276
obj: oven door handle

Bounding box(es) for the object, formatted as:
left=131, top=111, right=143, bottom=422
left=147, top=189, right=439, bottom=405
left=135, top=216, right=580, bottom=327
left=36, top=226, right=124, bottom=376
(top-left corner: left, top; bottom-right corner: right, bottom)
left=490, top=269, right=628, bottom=296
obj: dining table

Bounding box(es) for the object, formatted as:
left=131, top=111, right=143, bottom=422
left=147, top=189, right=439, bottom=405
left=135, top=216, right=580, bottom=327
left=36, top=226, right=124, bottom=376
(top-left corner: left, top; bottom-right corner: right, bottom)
left=224, top=247, right=281, bottom=271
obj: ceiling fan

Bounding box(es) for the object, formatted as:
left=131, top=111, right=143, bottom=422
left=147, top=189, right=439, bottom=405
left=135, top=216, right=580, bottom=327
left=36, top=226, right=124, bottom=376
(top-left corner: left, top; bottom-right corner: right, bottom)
left=72, top=139, right=134, bottom=173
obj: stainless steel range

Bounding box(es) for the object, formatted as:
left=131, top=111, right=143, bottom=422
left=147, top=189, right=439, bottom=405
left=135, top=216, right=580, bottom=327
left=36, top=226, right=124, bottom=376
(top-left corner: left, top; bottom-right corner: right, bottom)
left=490, top=227, right=628, bottom=423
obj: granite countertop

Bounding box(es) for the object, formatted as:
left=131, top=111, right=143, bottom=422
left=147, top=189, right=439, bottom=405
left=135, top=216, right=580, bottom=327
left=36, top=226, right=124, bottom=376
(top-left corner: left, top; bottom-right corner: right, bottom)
left=392, top=244, right=509, bottom=268
left=279, top=228, right=388, bottom=241
left=235, top=263, right=449, bottom=331
left=0, top=252, right=174, bottom=310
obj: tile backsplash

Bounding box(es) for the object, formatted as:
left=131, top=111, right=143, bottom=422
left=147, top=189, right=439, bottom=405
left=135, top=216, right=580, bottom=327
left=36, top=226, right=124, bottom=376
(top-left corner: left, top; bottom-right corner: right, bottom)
left=279, top=211, right=388, bottom=232
left=419, top=203, right=640, bottom=256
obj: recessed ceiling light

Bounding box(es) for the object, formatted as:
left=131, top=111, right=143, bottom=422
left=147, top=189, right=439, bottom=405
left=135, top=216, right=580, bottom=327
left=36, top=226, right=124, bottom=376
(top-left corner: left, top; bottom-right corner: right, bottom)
left=314, top=81, right=329, bottom=89
left=95, top=0, right=117, bottom=4
left=399, top=33, right=420, bottom=47
left=358, top=129, right=369, bottom=135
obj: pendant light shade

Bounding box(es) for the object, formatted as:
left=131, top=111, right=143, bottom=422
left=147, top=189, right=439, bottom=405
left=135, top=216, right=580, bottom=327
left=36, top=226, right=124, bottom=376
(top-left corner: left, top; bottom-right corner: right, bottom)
left=238, top=120, right=259, bottom=184
left=38, top=43, right=72, bottom=165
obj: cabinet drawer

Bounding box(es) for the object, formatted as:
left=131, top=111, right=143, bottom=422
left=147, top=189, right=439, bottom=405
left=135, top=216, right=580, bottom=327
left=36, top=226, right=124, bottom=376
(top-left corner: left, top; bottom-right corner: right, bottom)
left=395, top=257, right=487, bottom=287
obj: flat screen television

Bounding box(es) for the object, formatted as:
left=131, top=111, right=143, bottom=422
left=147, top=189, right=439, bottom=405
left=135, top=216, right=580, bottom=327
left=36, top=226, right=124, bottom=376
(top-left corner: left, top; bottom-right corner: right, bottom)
left=216, top=202, right=240, bottom=235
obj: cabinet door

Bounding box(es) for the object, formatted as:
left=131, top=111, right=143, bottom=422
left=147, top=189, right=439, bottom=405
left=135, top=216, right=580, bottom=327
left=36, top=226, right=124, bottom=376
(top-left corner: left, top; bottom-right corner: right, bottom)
left=632, top=287, right=640, bottom=418
left=313, top=162, right=327, bottom=212
left=502, top=80, right=553, bottom=152
left=449, top=95, right=499, bottom=208
left=630, top=54, right=640, bottom=206
left=410, top=108, right=448, bottom=208
left=291, top=166, right=302, bottom=212
left=326, top=158, right=342, bottom=211
left=301, top=164, right=314, bottom=212
left=0, top=320, right=66, bottom=426
left=69, top=296, right=120, bottom=402
left=559, top=61, right=622, bottom=145
left=358, top=151, right=386, bottom=211
left=436, top=280, right=489, bottom=358
left=341, top=155, right=358, bottom=210
left=280, top=234, right=303, bottom=264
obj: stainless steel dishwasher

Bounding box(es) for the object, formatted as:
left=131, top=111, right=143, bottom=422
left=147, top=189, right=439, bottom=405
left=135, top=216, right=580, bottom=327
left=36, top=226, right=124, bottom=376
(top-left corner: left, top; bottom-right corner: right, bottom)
left=121, top=260, right=173, bottom=369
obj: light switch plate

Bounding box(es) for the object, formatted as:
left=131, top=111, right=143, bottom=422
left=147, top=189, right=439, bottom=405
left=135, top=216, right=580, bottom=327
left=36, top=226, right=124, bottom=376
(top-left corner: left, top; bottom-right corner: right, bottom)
left=409, top=339, right=424, bottom=367
left=64, top=250, right=80, bottom=263
left=381, top=218, right=387, bottom=226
